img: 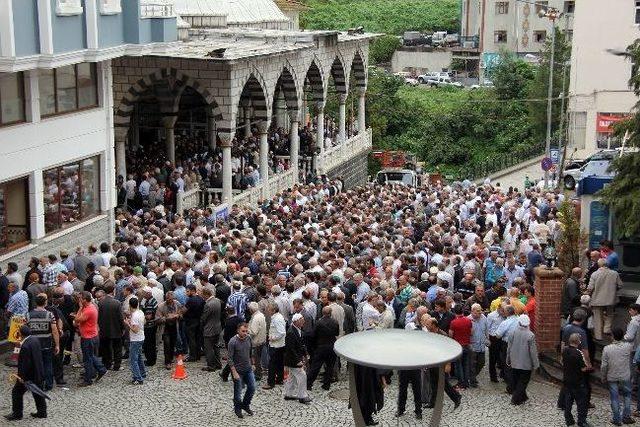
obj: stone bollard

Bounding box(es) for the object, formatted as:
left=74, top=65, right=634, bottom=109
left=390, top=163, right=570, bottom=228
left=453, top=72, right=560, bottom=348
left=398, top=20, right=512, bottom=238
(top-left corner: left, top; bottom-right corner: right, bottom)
left=533, top=266, right=565, bottom=355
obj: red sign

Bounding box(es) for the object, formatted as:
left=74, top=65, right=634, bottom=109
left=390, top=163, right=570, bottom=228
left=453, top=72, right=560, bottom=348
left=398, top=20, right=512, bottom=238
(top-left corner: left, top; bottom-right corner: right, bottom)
left=596, top=113, right=629, bottom=133
left=372, top=151, right=406, bottom=168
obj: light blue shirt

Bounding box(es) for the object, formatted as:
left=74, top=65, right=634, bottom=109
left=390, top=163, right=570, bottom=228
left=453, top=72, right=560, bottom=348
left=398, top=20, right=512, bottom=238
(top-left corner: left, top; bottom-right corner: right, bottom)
left=174, top=286, right=187, bottom=305
left=468, top=314, right=488, bottom=352
left=496, top=315, right=518, bottom=342
left=355, top=282, right=371, bottom=304
left=487, top=310, right=504, bottom=336
left=504, top=265, right=525, bottom=288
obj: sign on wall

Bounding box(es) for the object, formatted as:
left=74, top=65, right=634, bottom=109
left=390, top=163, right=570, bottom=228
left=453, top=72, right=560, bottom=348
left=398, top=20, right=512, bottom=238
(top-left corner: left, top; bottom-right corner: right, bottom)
left=596, top=113, right=629, bottom=133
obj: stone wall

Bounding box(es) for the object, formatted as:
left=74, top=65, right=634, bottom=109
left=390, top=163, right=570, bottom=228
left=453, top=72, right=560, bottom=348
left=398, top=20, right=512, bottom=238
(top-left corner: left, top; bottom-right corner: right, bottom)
left=325, top=150, right=370, bottom=189
left=0, top=213, right=112, bottom=274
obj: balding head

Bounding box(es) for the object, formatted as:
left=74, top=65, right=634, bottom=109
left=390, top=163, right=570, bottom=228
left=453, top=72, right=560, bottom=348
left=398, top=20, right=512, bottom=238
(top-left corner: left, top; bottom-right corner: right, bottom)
left=322, top=306, right=332, bottom=317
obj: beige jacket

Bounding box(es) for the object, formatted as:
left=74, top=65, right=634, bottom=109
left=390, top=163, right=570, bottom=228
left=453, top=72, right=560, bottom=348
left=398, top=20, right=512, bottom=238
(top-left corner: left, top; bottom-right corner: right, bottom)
left=588, top=267, right=622, bottom=307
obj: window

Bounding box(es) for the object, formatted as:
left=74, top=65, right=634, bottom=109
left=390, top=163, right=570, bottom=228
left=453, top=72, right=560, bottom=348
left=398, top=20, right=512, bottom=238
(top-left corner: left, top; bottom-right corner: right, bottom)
left=494, top=31, right=508, bottom=43
left=56, top=0, right=83, bottom=16
left=563, top=1, right=575, bottom=14
left=0, top=72, right=25, bottom=126
left=566, top=30, right=573, bottom=42
left=99, top=0, right=122, bottom=15
left=535, top=1, right=549, bottom=14
left=534, top=31, right=547, bottom=43
left=636, top=1, right=640, bottom=24
left=39, top=63, right=98, bottom=117
left=0, top=177, right=30, bottom=254
left=43, top=156, right=100, bottom=234
left=495, top=1, right=509, bottom=14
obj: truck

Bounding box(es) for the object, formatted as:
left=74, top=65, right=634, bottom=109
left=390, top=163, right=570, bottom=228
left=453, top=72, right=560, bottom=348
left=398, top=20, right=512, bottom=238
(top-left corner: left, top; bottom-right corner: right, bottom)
left=372, top=151, right=422, bottom=187
left=376, top=169, right=420, bottom=187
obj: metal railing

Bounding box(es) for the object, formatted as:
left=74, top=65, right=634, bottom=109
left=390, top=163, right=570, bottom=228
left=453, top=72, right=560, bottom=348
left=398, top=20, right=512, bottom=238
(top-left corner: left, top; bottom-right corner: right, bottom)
left=140, top=0, right=175, bottom=18
left=455, top=141, right=546, bottom=181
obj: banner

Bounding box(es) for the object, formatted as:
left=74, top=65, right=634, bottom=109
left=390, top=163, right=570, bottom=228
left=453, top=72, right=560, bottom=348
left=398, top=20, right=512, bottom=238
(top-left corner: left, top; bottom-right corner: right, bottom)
left=8, top=316, right=26, bottom=344
left=596, top=113, right=629, bottom=133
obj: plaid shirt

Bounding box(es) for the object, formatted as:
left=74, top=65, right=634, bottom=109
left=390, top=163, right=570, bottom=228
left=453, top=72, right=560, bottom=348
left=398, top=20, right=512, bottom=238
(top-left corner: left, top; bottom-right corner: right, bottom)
left=6, top=290, right=29, bottom=316
left=42, top=264, right=57, bottom=287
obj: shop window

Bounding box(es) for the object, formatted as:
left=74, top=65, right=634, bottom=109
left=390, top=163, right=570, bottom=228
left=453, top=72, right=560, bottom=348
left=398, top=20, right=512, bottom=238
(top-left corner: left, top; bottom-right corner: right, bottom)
left=43, top=156, right=100, bottom=234
left=0, top=72, right=25, bottom=126
left=0, top=177, right=30, bottom=254
left=40, top=63, right=98, bottom=118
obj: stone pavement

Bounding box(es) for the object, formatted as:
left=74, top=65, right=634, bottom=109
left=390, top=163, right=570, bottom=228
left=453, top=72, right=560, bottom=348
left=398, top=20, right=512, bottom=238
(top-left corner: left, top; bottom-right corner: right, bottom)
left=0, top=357, right=617, bottom=426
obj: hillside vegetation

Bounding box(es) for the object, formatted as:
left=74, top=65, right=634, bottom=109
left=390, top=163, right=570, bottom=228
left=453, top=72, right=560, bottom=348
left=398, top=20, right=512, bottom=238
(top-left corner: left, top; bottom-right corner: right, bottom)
left=300, top=0, right=459, bottom=35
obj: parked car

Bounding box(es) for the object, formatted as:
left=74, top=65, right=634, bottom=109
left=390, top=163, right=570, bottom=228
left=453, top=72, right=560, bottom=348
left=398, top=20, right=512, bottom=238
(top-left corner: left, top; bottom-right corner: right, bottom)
left=417, top=72, right=450, bottom=84
left=470, top=79, right=494, bottom=89
left=426, top=76, right=463, bottom=88
left=562, top=149, right=617, bottom=190
left=394, top=72, right=420, bottom=87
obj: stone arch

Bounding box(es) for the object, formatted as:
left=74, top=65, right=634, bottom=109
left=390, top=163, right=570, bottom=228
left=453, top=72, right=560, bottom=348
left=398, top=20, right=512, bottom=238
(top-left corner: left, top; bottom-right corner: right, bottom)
left=330, top=55, right=347, bottom=95
left=274, top=66, right=300, bottom=118
left=351, top=50, right=367, bottom=89
left=304, top=59, right=325, bottom=103
left=239, top=73, right=269, bottom=124
left=113, top=67, right=223, bottom=129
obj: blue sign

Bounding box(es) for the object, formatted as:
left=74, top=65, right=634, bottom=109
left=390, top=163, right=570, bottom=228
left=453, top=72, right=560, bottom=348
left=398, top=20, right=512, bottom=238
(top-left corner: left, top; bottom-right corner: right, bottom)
left=213, top=203, right=229, bottom=227
left=589, top=201, right=610, bottom=249
left=550, top=149, right=560, bottom=165
left=541, top=157, right=553, bottom=171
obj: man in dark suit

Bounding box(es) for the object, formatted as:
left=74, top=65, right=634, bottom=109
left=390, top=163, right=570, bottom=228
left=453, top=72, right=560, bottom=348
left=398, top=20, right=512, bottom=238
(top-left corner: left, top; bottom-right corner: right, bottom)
left=284, top=313, right=312, bottom=404
left=98, top=284, right=125, bottom=371
left=200, top=288, right=222, bottom=371
left=5, top=325, right=47, bottom=421
left=307, top=306, right=339, bottom=391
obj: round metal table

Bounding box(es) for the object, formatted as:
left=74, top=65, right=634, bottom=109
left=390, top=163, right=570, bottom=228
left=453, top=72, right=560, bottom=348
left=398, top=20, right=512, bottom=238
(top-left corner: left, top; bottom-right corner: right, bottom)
left=334, top=329, right=462, bottom=427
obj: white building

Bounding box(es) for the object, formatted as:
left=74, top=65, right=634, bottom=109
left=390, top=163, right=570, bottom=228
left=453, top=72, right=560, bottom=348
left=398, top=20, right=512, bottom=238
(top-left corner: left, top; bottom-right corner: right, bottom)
left=0, top=0, right=178, bottom=267
left=567, top=0, right=638, bottom=154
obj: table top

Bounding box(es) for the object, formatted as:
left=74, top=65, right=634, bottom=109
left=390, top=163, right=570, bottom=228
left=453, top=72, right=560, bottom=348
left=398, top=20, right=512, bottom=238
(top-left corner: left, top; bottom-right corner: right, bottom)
left=334, top=329, right=462, bottom=370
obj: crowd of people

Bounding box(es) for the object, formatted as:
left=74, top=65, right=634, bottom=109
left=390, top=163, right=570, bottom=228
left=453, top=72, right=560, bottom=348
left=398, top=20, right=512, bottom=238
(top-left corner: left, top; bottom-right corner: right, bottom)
left=119, top=115, right=350, bottom=211
left=0, top=170, right=635, bottom=426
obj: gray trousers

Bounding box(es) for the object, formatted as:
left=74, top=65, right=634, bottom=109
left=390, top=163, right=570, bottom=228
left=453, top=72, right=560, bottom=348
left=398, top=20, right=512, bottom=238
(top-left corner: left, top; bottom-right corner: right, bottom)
left=203, top=334, right=221, bottom=369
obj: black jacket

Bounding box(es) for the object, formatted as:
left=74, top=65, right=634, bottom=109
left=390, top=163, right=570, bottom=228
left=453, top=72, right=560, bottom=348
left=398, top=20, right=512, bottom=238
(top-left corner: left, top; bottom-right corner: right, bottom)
left=98, top=295, right=124, bottom=339
left=19, top=335, right=45, bottom=385
left=313, top=316, right=339, bottom=348
left=284, top=325, right=307, bottom=367
left=223, top=315, right=243, bottom=346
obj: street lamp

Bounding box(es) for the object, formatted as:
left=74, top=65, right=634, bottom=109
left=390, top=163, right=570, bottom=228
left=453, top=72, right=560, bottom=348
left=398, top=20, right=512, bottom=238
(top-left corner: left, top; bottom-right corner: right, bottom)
left=538, top=7, right=563, bottom=188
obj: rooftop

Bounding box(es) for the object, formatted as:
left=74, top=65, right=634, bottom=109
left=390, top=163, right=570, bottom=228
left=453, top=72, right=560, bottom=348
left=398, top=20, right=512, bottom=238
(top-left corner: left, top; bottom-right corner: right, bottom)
left=174, top=0, right=290, bottom=24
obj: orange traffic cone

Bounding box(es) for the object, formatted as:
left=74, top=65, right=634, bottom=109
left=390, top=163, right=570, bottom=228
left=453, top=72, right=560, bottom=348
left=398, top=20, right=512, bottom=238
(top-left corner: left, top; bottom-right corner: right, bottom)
left=172, top=354, right=188, bottom=380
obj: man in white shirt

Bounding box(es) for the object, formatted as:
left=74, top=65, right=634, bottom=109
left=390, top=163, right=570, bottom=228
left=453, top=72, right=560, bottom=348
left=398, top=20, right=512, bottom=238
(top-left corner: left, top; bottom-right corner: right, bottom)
left=264, top=302, right=286, bottom=389
left=125, top=297, right=146, bottom=384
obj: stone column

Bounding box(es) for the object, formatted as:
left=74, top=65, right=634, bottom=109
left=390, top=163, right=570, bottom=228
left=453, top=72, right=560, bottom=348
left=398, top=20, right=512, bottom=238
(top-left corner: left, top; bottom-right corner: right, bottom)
left=29, top=169, right=45, bottom=240
left=114, top=127, right=128, bottom=179
left=534, top=266, right=565, bottom=354
left=275, top=90, right=286, bottom=129
left=162, top=115, right=178, bottom=165
left=358, top=87, right=366, bottom=134
left=207, top=115, right=216, bottom=150
left=290, top=119, right=300, bottom=181
left=315, top=104, right=325, bottom=175
left=258, top=121, right=270, bottom=185
left=338, top=93, right=347, bottom=143
left=219, top=133, right=234, bottom=205
left=244, top=107, right=252, bottom=139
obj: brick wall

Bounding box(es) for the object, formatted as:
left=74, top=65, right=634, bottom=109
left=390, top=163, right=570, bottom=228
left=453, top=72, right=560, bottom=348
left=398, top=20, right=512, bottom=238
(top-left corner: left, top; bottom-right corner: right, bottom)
left=534, top=266, right=565, bottom=354
left=325, top=150, right=370, bottom=189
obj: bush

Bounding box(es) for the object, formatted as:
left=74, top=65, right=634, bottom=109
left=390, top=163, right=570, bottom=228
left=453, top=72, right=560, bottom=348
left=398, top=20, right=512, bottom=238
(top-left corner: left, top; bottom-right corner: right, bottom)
left=369, top=35, right=402, bottom=64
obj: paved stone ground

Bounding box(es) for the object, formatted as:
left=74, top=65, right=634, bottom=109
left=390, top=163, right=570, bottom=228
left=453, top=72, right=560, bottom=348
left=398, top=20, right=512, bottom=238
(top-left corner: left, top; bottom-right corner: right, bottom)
left=0, top=354, right=618, bottom=427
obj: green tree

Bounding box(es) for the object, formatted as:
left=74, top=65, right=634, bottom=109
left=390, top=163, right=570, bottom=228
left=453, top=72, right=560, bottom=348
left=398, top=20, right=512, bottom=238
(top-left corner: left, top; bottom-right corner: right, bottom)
left=369, top=35, right=402, bottom=65
left=490, top=51, right=535, bottom=100
left=599, top=40, right=640, bottom=237
left=528, top=27, right=571, bottom=139
left=556, top=201, right=586, bottom=274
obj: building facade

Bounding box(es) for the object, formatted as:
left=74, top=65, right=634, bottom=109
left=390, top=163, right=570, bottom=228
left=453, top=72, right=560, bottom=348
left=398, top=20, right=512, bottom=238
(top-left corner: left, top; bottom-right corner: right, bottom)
left=567, top=0, right=638, bottom=154
left=0, top=0, right=178, bottom=267
left=460, top=0, right=575, bottom=69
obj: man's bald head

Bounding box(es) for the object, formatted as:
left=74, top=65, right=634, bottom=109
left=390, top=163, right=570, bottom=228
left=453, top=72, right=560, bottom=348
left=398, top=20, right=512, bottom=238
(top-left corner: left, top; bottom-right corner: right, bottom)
left=322, top=306, right=332, bottom=317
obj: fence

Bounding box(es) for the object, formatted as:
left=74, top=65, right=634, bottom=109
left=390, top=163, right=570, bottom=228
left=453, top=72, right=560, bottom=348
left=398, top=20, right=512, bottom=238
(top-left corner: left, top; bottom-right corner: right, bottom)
left=140, top=0, right=175, bottom=18
left=455, top=141, right=546, bottom=181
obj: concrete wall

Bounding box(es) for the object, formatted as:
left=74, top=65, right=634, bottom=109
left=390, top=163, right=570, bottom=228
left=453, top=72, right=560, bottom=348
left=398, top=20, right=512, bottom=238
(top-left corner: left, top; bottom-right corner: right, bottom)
left=98, top=11, right=125, bottom=48
left=568, top=0, right=637, bottom=154
left=51, top=0, right=86, bottom=53
left=391, top=49, right=452, bottom=73
left=13, top=0, right=40, bottom=56
left=325, top=150, right=369, bottom=189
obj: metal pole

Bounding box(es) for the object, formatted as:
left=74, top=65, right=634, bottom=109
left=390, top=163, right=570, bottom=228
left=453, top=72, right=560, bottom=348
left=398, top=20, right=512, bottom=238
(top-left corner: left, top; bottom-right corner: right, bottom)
left=557, top=16, right=570, bottom=187
left=544, top=22, right=556, bottom=188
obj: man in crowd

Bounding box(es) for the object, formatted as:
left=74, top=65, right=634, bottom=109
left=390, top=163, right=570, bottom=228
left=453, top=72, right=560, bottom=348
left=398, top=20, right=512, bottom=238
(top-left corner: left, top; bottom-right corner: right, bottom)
left=201, top=288, right=222, bottom=372
left=97, top=284, right=124, bottom=371
left=228, top=323, right=256, bottom=419
left=74, top=291, right=107, bottom=387
left=283, top=313, right=312, bottom=404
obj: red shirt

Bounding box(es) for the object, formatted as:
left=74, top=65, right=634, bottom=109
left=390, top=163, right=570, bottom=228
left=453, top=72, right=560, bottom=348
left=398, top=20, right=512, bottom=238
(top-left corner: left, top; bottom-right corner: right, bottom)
left=525, top=297, right=537, bottom=332
left=449, top=315, right=472, bottom=346
left=78, top=303, right=99, bottom=339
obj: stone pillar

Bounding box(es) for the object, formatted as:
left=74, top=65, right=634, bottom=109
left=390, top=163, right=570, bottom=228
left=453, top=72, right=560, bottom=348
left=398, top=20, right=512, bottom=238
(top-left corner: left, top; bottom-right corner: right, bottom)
left=290, top=119, right=300, bottom=181
left=534, top=267, right=565, bottom=354
left=358, top=87, right=366, bottom=134
left=207, top=115, right=216, bottom=150
left=301, top=94, right=307, bottom=127
left=338, top=93, right=347, bottom=143
left=244, top=107, right=252, bottom=139
left=28, top=169, right=45, bottom=240
left=258, top=121, right=270, bottom=185
left=114, top=127, right=128, bottom=179
left=315, top=104, right=325, bottom=175
left=275, top=90, right=286, bottom=129
left=162, top=115, right=178, bottom=165
left=219, top=133, right=234, bottom=204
